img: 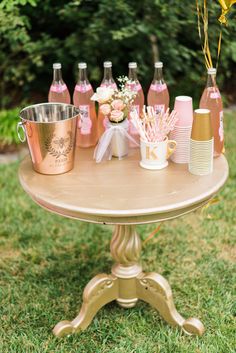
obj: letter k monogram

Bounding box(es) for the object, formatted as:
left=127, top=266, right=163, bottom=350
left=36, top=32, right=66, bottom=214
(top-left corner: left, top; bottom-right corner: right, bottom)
left=146, top=146, right=158, bottom=160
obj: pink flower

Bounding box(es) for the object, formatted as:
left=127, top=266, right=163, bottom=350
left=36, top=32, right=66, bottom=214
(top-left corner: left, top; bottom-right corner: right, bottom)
left=100, top=104, right=111, bottom=115
left=110, top=109, right=124, bottom=123
left=111, top=99, right=124, bottom=111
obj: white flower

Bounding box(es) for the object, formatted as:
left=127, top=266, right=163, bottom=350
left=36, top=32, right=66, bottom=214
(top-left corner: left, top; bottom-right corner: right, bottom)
left=91, top=87, right=114, bottom=103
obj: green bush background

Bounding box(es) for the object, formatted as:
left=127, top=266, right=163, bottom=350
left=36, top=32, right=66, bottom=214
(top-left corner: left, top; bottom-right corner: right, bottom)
left=0, top=108, right=20, bottom=146
left=1, top=0, right=236, bottom=109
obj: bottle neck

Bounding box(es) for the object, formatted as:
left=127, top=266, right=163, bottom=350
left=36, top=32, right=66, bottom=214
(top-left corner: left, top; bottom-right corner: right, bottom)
left=78, top=68, right=88, bottom=84
left=206, top=73, right=217, bottom=88
left=153, top=68, right=164, bottom=83
left=128, top=68, right=138, bottom=82
left=103, top=67, right=114, bottom=82
left=53, top=68, right=63, bottom=82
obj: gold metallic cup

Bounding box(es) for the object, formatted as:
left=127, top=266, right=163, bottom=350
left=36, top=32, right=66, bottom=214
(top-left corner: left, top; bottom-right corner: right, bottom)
left=191, top=109, right=213, bottom=141
left=17, top=103, right=79, bottom=175
left=189, top=109, right=214, bottom=176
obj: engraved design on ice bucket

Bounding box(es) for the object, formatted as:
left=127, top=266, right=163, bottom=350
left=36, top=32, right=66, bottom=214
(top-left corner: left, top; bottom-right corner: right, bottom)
left=17, top=103, right=79, bottom=174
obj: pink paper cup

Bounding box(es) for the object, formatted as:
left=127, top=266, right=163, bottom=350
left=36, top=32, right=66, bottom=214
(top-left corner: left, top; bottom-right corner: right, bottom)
left=174, top=96, right=193, bottom=127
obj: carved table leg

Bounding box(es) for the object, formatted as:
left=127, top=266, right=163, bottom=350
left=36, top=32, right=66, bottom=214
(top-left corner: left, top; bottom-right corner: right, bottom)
left=53, top=273, right=118, bottom=337
left=136, top=272, right=205, bottom=336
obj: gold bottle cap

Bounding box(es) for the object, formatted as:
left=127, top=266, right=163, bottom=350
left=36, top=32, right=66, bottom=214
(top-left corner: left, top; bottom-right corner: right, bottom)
left=191, top=109, right=213, bottom=141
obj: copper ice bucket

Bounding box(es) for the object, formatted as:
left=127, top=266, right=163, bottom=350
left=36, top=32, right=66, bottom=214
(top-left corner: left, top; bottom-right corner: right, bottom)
left=17, top=103, right=79, bottom=175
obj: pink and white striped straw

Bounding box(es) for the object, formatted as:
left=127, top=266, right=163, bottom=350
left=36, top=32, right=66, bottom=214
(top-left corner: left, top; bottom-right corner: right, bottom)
left=130, top=106, right=178, bottom=143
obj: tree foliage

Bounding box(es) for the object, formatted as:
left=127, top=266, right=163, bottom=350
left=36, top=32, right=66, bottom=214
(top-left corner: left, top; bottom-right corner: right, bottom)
left=0, top=0, right=236, bottom=108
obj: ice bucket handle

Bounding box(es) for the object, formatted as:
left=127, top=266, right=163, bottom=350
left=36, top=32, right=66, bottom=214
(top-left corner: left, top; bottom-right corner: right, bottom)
left=17, top=121, right=26, bottom=142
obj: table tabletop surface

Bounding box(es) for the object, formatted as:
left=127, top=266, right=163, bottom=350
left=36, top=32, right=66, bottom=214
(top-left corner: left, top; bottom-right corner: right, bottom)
left=19, top=148, right=229, bottom=224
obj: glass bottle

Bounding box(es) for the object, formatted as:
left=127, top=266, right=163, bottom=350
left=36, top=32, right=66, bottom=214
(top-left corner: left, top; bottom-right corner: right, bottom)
left=147, top=61, right=169, bottom=114
left=200, top=68, right=224, bottom=157
left=48, top=63, right=71, bottom=104
left=127, top=62, right=144, bottom=145
left=73, top=62, right=97, bottom=148
left=98, top=61, right=117, bottom=138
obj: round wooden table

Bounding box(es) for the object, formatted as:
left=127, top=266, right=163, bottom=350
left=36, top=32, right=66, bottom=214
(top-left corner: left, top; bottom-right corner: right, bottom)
left=19, top=148, right=228, bottom=337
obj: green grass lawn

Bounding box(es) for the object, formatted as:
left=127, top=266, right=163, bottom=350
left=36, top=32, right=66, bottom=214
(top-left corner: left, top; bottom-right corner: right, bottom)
left=0, top=112, right=235, bottom=353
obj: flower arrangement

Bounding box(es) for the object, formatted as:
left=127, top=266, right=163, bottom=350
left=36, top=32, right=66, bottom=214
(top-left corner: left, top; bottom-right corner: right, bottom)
left=91, top=77, right=137, bottom=123
left=92, top=77, right=138, bottom=163
left=130, top=106, right=178, bottom=143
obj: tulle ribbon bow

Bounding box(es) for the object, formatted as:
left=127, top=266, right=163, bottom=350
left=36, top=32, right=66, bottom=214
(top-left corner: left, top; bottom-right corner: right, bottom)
left=94, top=120, right=139, bottom=163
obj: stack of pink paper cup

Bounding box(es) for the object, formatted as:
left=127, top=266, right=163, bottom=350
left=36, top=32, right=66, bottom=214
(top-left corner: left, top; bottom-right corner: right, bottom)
left=169, top=96, right=193, bottom=163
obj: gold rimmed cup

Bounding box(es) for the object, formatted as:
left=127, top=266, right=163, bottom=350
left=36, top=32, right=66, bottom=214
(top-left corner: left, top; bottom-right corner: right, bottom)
left=191, top=109, right=213, bottom=141
left=189, top=109, right=214, bottom=176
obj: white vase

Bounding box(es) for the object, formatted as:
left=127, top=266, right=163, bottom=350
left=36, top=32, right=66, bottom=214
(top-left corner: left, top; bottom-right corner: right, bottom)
left=108, top=119, right=129, bottom=158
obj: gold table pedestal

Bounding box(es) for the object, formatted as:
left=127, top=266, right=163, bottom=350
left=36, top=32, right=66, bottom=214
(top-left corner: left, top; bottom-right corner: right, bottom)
left=53, top=224, right=204, bottom=337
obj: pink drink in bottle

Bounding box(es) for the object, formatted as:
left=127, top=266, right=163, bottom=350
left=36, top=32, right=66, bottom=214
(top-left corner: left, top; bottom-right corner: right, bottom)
left=73, top=62, right=98, bottom=148
left=200, top=67, right=224, bottom=157
left=48, top=63, right=71, bottom=103
left=98, top=61, right=117, bottom=138
left=147, top=61, right=169, bottom=114
left=127, top=62, right=144, bottom=146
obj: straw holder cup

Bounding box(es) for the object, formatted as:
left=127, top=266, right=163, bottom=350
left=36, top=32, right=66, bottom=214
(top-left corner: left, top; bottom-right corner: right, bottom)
left=17, top=103, right=80, bottom=175
left=140, top=138, right=177, bottom=170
